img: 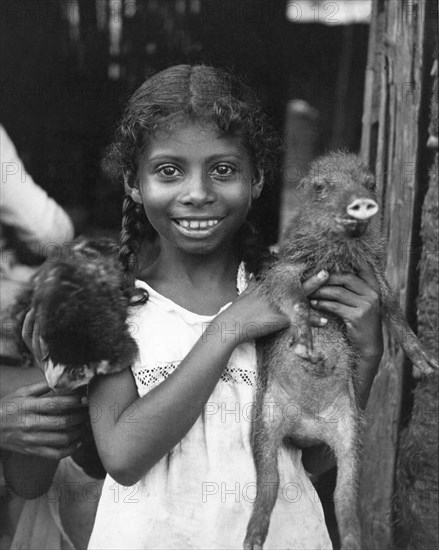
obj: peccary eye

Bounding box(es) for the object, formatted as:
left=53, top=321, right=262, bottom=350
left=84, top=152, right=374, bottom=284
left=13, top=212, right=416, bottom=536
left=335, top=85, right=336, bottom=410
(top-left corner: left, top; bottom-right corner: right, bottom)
left=365, top=178, right=376, bottom=192
left=313, top=181, right=326, bottom=192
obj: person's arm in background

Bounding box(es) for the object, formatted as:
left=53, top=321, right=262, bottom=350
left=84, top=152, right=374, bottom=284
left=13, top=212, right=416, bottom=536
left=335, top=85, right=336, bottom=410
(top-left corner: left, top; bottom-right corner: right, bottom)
left=0, top=125, right=75, bottom=253
left=0, top=126, right=84, bottom=498
left=1, top=326, right=87, bottom=498
left=0, top=367, right=87, bottom=498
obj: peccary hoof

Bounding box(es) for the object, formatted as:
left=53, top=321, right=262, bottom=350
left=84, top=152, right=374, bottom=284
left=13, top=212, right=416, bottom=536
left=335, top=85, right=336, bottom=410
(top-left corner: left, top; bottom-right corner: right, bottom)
left=243, top=535, right=265, bottom=550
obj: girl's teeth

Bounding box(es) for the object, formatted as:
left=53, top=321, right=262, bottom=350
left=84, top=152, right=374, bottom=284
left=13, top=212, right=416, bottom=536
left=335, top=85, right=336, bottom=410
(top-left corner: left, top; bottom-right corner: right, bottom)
left=176, top=219, right=219, bottom=230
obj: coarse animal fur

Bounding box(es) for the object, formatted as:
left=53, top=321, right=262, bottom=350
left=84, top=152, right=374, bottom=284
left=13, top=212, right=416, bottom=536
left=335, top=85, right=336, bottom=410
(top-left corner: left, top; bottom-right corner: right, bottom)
left=12, top=238, right=138, bottom=391
left=244, top=152, right=438, bottom=550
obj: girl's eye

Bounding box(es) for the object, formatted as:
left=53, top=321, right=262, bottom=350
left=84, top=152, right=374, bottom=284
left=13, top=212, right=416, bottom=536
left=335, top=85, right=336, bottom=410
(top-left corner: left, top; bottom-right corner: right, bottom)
left=211, top=164, right=235, bottom=178
left=157, top=165, right=181, bottom=178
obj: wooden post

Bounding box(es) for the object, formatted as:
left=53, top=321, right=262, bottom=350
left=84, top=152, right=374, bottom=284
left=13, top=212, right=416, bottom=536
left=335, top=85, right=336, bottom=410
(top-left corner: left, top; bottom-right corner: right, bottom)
left=359, top=1, right=437, bottom=548
left=279, top=100, right=319, bottom=234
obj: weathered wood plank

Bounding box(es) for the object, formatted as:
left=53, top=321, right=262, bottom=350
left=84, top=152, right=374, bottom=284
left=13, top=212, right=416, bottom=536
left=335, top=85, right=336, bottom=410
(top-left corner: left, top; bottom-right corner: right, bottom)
left=359, top=1, right=434, bottom=548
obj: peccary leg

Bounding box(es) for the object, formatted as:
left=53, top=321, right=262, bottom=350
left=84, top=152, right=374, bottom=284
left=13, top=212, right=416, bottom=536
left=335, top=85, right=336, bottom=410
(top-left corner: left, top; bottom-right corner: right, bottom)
left=377, top=274, right=439, bottom=376
left=262, top=263, right=316, bottom=360
left=244, top=392, right=282, bottom=550
left=329, top=398, right=362, bottom=550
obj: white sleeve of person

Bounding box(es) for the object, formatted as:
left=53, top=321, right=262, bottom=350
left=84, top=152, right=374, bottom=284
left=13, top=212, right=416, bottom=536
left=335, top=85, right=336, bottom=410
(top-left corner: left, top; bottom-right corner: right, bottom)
left=0, top=125, right=74, bottom=251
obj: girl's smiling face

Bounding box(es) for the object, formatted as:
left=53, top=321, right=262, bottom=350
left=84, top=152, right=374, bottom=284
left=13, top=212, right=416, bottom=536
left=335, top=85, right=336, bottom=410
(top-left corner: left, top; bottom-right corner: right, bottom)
left=129, top=124, right=263, bottom=256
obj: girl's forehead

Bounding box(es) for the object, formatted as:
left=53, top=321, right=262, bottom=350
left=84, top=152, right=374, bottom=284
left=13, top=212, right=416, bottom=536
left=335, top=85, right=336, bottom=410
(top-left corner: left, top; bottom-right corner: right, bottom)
left=141, top=123, right=249, bottom=161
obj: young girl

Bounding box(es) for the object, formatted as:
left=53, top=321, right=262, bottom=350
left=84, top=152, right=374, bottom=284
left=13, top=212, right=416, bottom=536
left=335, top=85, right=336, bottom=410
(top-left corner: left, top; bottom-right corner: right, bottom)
left=87, top=65, right=383, bottom=550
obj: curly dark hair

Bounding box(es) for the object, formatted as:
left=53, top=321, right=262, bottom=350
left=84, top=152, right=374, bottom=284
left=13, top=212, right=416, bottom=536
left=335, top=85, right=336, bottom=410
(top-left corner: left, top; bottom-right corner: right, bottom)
left=107, top=65, right=280, bottom=301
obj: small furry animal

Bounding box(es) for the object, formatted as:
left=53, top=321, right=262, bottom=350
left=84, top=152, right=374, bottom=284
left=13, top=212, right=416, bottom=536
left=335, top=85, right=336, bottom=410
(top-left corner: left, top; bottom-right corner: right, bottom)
left=244, top=152, right=438, bottom=550
left=13, top=238, right=138, bottom=391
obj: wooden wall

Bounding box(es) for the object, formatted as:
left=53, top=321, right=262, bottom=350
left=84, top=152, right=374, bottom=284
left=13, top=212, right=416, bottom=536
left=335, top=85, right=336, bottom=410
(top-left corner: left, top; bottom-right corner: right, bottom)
left=360, top=0, right=438, bottom=548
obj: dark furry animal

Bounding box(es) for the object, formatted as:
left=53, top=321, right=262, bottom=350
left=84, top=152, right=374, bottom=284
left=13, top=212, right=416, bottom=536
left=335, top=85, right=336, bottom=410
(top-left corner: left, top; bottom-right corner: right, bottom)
left=244, top=153, right=438, bottom=550
left=13, top=238, right=138, bottom=391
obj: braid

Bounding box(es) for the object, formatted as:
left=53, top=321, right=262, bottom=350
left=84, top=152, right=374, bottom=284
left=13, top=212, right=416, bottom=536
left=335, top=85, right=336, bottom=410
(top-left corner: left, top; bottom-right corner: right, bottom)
left=237, top=221, right=274, bottom=279
left=119, top=196, right=150, bottom=305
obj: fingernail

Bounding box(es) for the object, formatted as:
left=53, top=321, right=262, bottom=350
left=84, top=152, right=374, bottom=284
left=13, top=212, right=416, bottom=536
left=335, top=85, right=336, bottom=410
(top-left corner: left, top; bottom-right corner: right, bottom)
left=310, top=300, right=318, bottom=306
left=317, top=270, right=328, bottom=280
left=320, top=317, right=328, bottom=326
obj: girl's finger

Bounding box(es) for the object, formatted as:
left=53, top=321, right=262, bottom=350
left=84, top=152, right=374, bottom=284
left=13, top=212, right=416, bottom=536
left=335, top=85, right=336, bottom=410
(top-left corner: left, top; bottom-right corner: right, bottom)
left=39, top=337, right=50, bottom=361
left=310, top=300, right=356, bottom=318
left=310, top=285, right=359, bottom=307
left=302, top=270, right=329, bottom=296
left=18, top=380, right=51, bottom=398
left=323, top=274, right=371, bottom=295
left=21, top=309, right=36, bottom=351
left=25, top=428, right=84, bottom=448
left=356, top=263, right=381, bottom=293
left=26, top=410, right=87, bottom=431
left=26, top=395, right=88, bottom=413
left=28, top=442, right=82, bottom=461
left=32, top=320, right=45, bottom=362
left=325, top=272, right=380, bottom=297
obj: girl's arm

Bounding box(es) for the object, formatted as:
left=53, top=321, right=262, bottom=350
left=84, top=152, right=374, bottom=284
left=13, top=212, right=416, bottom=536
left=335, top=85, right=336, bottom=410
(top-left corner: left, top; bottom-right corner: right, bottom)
left=90, top=285, right=290, bottom=487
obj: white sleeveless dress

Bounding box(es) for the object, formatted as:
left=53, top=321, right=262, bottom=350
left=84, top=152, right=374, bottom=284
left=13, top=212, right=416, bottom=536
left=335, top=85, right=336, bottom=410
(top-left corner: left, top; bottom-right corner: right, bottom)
left=88, top=271, right=332, bottom=550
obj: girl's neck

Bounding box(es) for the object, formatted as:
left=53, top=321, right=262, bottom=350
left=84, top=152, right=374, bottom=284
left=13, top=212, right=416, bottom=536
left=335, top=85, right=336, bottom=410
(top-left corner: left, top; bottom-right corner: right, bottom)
left=139, top=245, right=241, bottom=315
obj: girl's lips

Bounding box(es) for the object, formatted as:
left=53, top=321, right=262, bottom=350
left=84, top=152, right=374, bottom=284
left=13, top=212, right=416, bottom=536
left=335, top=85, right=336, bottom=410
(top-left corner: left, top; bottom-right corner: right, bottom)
left=174, top=218, right=221, bottom=230
left=171, top=217, right=224, bottom=238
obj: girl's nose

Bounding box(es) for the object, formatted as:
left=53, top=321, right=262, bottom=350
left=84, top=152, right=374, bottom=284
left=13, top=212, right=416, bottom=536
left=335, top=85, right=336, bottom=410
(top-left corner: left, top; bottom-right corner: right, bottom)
left=179, top=173, right=215, bottom=206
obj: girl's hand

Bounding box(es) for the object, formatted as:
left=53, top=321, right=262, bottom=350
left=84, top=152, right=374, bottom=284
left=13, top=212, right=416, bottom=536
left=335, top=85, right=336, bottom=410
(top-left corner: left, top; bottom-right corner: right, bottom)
left=22, top=309, right=49, bottom=372
left=217, top=272, right=330, bottom=344
left=309, top=264, right=384, bottom=360
left=0, top=381, right=87, bottom=459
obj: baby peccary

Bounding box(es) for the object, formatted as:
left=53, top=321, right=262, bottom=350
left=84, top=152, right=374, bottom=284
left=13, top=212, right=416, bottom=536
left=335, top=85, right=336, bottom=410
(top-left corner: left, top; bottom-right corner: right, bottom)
left=244, top=153, right=438, bottom=550
left=14, top=238, right=138, bottom=391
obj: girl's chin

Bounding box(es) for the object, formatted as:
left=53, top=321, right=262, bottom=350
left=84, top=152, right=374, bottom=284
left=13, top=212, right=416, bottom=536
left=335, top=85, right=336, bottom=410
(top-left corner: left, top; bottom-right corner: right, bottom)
left=172, top=240, right=223, bottom=256
left=165, top=233, right=236, bottom=257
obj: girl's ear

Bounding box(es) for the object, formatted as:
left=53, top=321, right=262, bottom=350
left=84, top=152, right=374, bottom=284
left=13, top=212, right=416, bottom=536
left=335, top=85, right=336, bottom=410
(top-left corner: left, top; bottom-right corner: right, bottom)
left=124, top=173, right=143, bottom=205
left=251, top=170, right=264, bottom=200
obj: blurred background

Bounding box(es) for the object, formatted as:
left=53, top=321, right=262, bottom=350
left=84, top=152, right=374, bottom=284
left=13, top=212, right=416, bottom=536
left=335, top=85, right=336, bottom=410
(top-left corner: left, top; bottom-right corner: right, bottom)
left=0, top=0, right=371, bottom=244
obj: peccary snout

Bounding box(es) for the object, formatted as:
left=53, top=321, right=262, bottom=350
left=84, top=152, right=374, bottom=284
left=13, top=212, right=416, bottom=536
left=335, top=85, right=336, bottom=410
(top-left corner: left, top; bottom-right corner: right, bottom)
left=346, top=197, right=379, bottom=220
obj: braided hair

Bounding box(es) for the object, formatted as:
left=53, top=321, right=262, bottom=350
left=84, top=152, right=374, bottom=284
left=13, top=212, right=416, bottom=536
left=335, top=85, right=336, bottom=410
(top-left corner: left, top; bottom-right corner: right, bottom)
left=107, top=65, right=281, bottom=302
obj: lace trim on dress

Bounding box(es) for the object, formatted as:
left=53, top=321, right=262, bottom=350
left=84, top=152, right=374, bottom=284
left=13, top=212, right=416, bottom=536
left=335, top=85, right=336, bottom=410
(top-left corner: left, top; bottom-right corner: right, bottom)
left=133, top=362, right=258, bottom=389
left=132, top=263, right=257, bottom=390
left=132, top=362, right=180, bottom=388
